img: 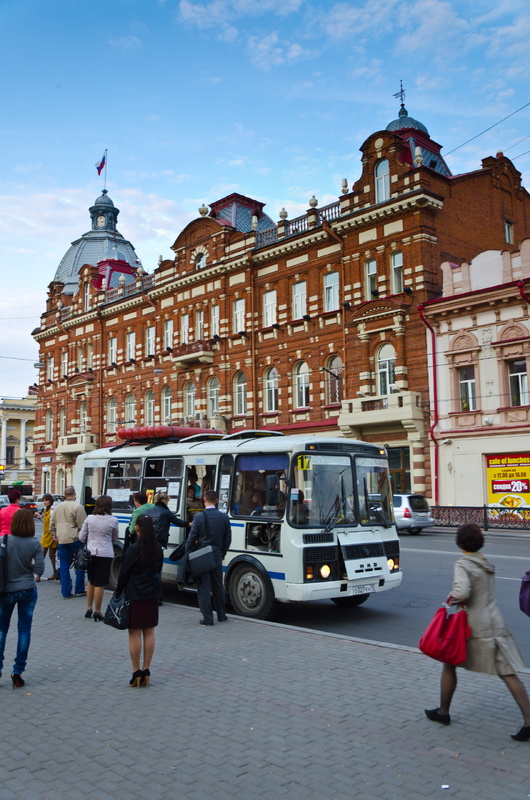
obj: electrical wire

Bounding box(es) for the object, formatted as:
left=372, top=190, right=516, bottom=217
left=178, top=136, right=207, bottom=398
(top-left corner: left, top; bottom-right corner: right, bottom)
left=0, top=355, right=38, bottom=363
left=445, top=100, right=530, bottom=156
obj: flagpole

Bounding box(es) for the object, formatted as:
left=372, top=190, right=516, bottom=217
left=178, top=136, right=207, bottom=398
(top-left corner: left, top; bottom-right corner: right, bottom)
left=104, top=148, right=108, bottom=192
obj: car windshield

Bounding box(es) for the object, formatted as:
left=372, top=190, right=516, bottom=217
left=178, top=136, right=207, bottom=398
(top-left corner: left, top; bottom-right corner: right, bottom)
left=290, top=453, right=355, bottom=527
left=355, top=456, right=393, bottom=526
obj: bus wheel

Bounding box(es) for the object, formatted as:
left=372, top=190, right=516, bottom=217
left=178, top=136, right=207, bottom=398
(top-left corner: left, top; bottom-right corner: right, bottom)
left=332, top=594, right=370, bottom=607
left=228, top=563, right=277, bottom=620
left=107, top=550, right=123, bottom=591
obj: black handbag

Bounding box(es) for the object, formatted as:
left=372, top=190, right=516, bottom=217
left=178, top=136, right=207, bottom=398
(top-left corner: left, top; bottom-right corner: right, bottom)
left=168, top=542, right=186, bottom=562
left=73, top=545, right=91, bottom=571
left=103, top=591, right=130, bottom=630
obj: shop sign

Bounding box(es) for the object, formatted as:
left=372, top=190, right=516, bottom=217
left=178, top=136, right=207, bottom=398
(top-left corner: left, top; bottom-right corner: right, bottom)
left=486, top=453, right=530, bottom=508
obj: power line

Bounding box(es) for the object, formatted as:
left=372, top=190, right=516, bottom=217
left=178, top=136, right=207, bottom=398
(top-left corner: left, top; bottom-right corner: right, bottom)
left=445, top=100, right=530, bottom=156
left=0, top=355, right=38, bottom=363
left=503, top=133, right=530, bottom=153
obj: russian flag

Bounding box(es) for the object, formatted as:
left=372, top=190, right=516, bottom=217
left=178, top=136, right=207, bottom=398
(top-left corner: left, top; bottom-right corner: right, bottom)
left=95, top=152, right=106, bottom=175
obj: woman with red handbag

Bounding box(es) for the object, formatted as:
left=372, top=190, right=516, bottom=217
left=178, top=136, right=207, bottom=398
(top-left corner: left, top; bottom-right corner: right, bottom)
left=425, top=523, right=530, bottom=742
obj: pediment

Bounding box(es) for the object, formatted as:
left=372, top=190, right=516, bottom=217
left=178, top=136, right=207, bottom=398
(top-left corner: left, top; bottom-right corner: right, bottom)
left=350, top=299, right=409, bottom=322
left=170, top=217, right=229, bottom=252
left=66, top=372, right=95, bottom=386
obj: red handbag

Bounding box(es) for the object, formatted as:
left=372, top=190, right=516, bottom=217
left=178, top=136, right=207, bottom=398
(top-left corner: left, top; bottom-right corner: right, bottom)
left=419, top=602, right=471, bottom=665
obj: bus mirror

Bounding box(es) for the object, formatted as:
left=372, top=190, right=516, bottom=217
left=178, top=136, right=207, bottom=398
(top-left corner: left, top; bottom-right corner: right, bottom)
left=265, top=474, right=280, bottom=506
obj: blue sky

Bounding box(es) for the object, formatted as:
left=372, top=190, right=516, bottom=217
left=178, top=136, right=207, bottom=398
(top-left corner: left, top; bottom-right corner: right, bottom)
left=1, top=0, right=529, bottom=396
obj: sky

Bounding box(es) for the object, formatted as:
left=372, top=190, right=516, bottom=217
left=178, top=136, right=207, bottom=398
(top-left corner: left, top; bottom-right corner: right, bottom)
left=1, top=0, right=529, bottom=397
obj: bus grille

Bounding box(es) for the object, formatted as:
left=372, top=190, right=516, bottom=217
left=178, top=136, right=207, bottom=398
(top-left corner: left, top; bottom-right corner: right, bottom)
left=342, top=543, right=385, bottom=560
left=304, top=546, right=338, bottom=563
left=303, top=533, right=334, bottom=544
left=383, top=540, right=400, bottom=558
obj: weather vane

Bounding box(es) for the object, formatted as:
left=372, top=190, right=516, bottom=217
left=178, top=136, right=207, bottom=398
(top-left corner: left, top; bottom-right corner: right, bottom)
left=393, top=80, right=405, bottom=106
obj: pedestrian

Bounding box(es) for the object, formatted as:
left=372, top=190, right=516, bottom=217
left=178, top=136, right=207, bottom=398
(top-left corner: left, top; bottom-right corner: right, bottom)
left=425, top=523, right=530, bottom=742
left=0, top=508, right=45, bottom=688
left=37, top=493, right=58, bottom=581
left=125, top=491, right=154, bottom=551
left=185, top=489, right=231, bottom=626
left=78, top=495, right=119, bottom=621
left=83, top=486, right=96, bottom=515
left=145, top=491, right=188, bottom=603
left=116, top=514, right=162, bottom=687
left=0, top=489, right=23, bottom=535
left=49, top=485, right=87, bottom=599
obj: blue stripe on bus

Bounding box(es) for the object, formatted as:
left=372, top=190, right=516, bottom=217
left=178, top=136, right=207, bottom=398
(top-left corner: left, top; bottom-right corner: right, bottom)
left=162, top=557, right=285, bottom=582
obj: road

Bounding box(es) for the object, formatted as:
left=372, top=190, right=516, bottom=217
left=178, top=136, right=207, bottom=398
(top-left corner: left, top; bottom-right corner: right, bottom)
left=162, top=528, right=530, bottom=664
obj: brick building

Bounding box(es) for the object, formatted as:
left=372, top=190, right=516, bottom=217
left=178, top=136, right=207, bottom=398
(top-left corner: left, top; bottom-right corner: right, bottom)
left=32, top=103, right=530, bottom=499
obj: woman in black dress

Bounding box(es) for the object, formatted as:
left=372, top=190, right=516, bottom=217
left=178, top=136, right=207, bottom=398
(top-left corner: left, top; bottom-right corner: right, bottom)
left=116, top=514, right=163, bottom=687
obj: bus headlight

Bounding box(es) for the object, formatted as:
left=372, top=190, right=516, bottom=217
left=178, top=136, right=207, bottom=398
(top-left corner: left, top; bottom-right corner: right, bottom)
left=387, top=557, right=399, bottom=572
left=319, top=564, right=331, bottom=579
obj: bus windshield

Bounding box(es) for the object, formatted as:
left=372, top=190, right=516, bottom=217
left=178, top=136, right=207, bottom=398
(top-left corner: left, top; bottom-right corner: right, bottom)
left=355, top=456, right=393, bottom=527
left=290, top=453, right=355, bottom=527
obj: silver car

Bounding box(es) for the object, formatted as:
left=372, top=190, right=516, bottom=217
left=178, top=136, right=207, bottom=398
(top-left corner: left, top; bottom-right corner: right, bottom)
left=393, top=494, right=434, bottom=535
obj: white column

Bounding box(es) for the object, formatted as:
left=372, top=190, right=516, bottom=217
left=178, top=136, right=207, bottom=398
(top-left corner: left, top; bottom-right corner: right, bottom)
left=0, top=418, right=6, bottom=467
left=20, top=419, right=27, bottom=470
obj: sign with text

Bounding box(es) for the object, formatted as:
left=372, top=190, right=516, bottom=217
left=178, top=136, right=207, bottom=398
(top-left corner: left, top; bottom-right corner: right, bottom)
left=486, top=453, right=530, bottom=508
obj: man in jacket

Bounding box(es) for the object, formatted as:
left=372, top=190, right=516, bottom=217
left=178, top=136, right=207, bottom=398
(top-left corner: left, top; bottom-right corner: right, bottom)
left=145, top=492, right=189, bottom=605
left=125, top=491, right=154, bottom=550
left=185, top=489, right=231, bottom=626
left=50, top=486, right=87, bottom=598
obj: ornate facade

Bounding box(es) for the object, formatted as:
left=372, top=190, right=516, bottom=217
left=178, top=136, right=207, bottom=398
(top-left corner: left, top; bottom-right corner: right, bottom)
left=32, top=105, right=530, bottom=500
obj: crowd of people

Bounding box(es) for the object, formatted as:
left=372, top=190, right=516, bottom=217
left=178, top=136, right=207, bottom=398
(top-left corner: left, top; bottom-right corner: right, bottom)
left=1, top=484, right=529, bottom=743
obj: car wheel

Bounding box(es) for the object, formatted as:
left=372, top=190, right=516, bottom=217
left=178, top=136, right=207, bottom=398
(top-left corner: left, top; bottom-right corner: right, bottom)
left=409, top=528, right=421, bottom=535
left=332, top=593, right=370, bottom=607
left=228, top=562, right=277, bottom=620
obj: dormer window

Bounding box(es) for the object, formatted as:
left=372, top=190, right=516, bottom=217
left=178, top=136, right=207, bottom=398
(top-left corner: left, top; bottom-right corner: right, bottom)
left=195, top=252, right=207, bottom=270
left=375, top=159, right=390, bottom=203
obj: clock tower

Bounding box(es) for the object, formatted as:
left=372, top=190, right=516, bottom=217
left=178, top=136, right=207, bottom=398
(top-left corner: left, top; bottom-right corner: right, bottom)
left=89, top=189, right=119, bottom=232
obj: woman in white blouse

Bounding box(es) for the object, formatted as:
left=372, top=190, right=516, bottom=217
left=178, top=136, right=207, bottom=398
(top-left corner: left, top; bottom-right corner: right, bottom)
left=79, top=495, right=119, bottom=621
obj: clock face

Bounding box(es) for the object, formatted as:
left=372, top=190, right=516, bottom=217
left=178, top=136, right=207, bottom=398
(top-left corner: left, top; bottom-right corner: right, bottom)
left=96, top=215, right=106, bottom=228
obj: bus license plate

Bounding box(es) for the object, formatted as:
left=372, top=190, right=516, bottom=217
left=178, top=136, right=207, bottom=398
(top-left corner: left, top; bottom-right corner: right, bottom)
left=352, top=584, right=375, bottom=595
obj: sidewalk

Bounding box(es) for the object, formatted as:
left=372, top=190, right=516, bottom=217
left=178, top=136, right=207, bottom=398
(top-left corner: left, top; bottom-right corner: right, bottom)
left=1, top=580, right=529, bottom=800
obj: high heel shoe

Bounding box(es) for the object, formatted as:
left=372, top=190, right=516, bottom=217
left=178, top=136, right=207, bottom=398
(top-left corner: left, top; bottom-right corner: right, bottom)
left=424, top=708, right=450, bottom=725
left=11, top=673, right=25, bottom=689
left=511, top=725, right=530, bottom=741
left=93, top=612, right=104, bottom=622
left=84, top=609, right=93, bottom=619
left=129, top=670, right=143, bottom=688
left=141, top=669, right=150, bottom=687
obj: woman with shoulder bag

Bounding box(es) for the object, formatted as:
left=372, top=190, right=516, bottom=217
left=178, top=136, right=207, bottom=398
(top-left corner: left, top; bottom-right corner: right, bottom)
left=0, top=508, right=45, bottom=688
left=424, top=523, right=530, bottom=742
left=78, top=495, right=119, bottom=622
left=116, top=514, right=163, bottom=688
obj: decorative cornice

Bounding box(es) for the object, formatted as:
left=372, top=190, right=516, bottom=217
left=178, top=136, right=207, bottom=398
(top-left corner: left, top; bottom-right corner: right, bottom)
left=334, top=191, right=444, bottom=235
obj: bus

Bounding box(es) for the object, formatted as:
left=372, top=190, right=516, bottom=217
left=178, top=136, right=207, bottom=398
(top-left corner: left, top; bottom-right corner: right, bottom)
left=73, top=426, right=402, bottom=619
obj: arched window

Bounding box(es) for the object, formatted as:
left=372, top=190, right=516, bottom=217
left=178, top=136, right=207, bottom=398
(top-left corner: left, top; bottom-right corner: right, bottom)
left=161, top=385, right=172, bottom=423
left=208, top=377, right=220, bottom=417
left=108, top=397, right=117, bottom=434
left=45, top=409, right=53, bottom=441
left=234, top=372, right=247, bottom=416
left=294, top=362, right=310, bottom=408
left=144, top=390, right=154, bottom=425
left=125, top=393, right=136, bottom=425
left=375, top=158, right=390, bottom=203
left=79, top=401, right=87, bottom=432
left=264, top=367, right=279, bottom=412
left=183, top=381, right=195, bottom=418
left=59, top=406, right=66, bottom=437
left=377, top=344, right=396, bottom=395
left=84, top=281, right=90, bottom=312
left=325, top=355, right=343, bottom=405
left=56, top=467, right=65, bottom=495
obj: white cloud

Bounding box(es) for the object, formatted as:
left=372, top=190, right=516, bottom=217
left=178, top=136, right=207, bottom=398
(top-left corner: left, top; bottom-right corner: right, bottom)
left=108, top=35, right=143, bottom=52
left=321, top=0, right=399, bottom=40
left=247, top=32, right=313, bottom=70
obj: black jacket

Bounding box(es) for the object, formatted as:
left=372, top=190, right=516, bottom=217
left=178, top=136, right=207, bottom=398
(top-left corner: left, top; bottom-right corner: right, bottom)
left=185, top=508, right=231, bottom=559
left=116, top=542, right=163, bottom=602
left=145, top=502, right=188, bottom=548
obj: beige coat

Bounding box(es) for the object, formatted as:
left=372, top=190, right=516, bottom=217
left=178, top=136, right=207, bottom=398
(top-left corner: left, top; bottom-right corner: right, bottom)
left=450, top=553, right=524, bottom=676
left=49, top=499, right=86, bottom=545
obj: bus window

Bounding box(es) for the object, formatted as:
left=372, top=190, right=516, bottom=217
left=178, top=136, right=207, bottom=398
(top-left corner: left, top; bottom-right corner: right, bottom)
left=290, top=453, right=355, bottom=528
left=142, top=458, right=184, bottom=508
left=217, top=455, right=233, bottom=512
left=232, top=454, right=288, bottom=518
left=105, top=459, right=142, bottom=509
left=80, top=466, right=105, bottom=509
left=355, top=456, right=392, bottom=526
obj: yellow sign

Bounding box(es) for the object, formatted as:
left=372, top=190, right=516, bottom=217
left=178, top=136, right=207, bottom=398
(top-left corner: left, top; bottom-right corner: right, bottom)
left=297, top=455, right=312, bottom=471
left=486, top=453, right=530, bottom=508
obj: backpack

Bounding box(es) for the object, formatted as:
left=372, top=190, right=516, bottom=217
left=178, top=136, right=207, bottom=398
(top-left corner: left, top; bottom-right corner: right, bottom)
left=519, top=570, right=530, bottom=618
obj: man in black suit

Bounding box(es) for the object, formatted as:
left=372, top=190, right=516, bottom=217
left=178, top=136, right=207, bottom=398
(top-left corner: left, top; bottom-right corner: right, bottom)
left=185, top=489, right=231, bottom=625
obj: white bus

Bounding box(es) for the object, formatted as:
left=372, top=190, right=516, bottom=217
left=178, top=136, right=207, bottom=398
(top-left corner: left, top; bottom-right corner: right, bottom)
left=73, top=427, right=402, bottom=619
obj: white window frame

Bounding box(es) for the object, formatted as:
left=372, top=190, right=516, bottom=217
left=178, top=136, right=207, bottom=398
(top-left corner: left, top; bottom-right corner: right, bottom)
left=125, top=394, right=136, bottom=425
left=164, top=319, right=174, bottom=350
left=208, top=377, right=220, bottom=416
left=61, top=350, right=68, bottom=377
left=144, top=390, right=155, bottom=425
left=196, top=309, right=204, bottom=341
left=234, top=372, right=247, bottom=415
left=459, top=366, right=476, bottom=411
left=181, top=314, right=189, bottom=345
left=108, top=336, right=117, bottom=366
left=84, top=281, right=90, bottom=312
left=366, top=259, right=377, bottom=299
left=184, top=381, right=195, bottom=418
left=47, top=357, right=54, bottom=382
left=264, top=367, right=279, bottom=412
left=59, top=406, right=66, bottom=437
left=108, top=397, right=117, bottom=434
left=126, top=332, right=136, bottom=362
left=145, top=326, right=155, bottom=357
left=508, top=359, right=528, bottom=407
left=211, top=305, right=220, bottom=337
left=263, top=290, right=277, bottom=327
left=391, top=251, right=403, bottom=294
left=79, top=401, right=87, bottom=433
left=377, top=344, right=396, bottom=395
left=325, top=356, right=343, bottom=405
left=504, top=220, right=514, bottom=245
left=233, top=299, right=245, bottom=333
left=162, top=386, right=172, bottom=423
left=324, top=272, right=339, bottom=312
left=292, top=281, right=307, bottom=320
left=294, top=362, right=310, bottom=408
left=45, top=409, right=53, bottom=441
left=375, top=159, right=390, bottom=203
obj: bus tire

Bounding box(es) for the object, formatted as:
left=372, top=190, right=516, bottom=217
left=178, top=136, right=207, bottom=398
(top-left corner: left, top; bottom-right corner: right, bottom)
left=332, top=593, right=370, bottom=607
left=227, top=561, right=277, bottom=620
left=106, top=545, right=123, bottom=591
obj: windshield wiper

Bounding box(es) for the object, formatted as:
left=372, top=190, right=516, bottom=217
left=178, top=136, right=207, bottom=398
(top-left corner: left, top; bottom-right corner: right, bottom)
left=363, top=478, right=391, bottom=527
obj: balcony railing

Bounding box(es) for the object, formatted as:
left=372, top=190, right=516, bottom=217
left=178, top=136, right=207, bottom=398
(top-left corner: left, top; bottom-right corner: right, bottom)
left=255, top=226, right=279, bottom=248
left=285, top=215, right=308, bottom=237
left=254, top=201, right=342, bottom=250
left=105, top=274, right=154, bottom=303
left=173, top=339, right=215, bottom=367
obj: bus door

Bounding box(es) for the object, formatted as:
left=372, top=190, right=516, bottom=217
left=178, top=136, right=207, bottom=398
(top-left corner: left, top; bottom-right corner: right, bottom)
left=141, top=456, right=185, bottom=515
left=78, top=458, right=106, bottom=507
